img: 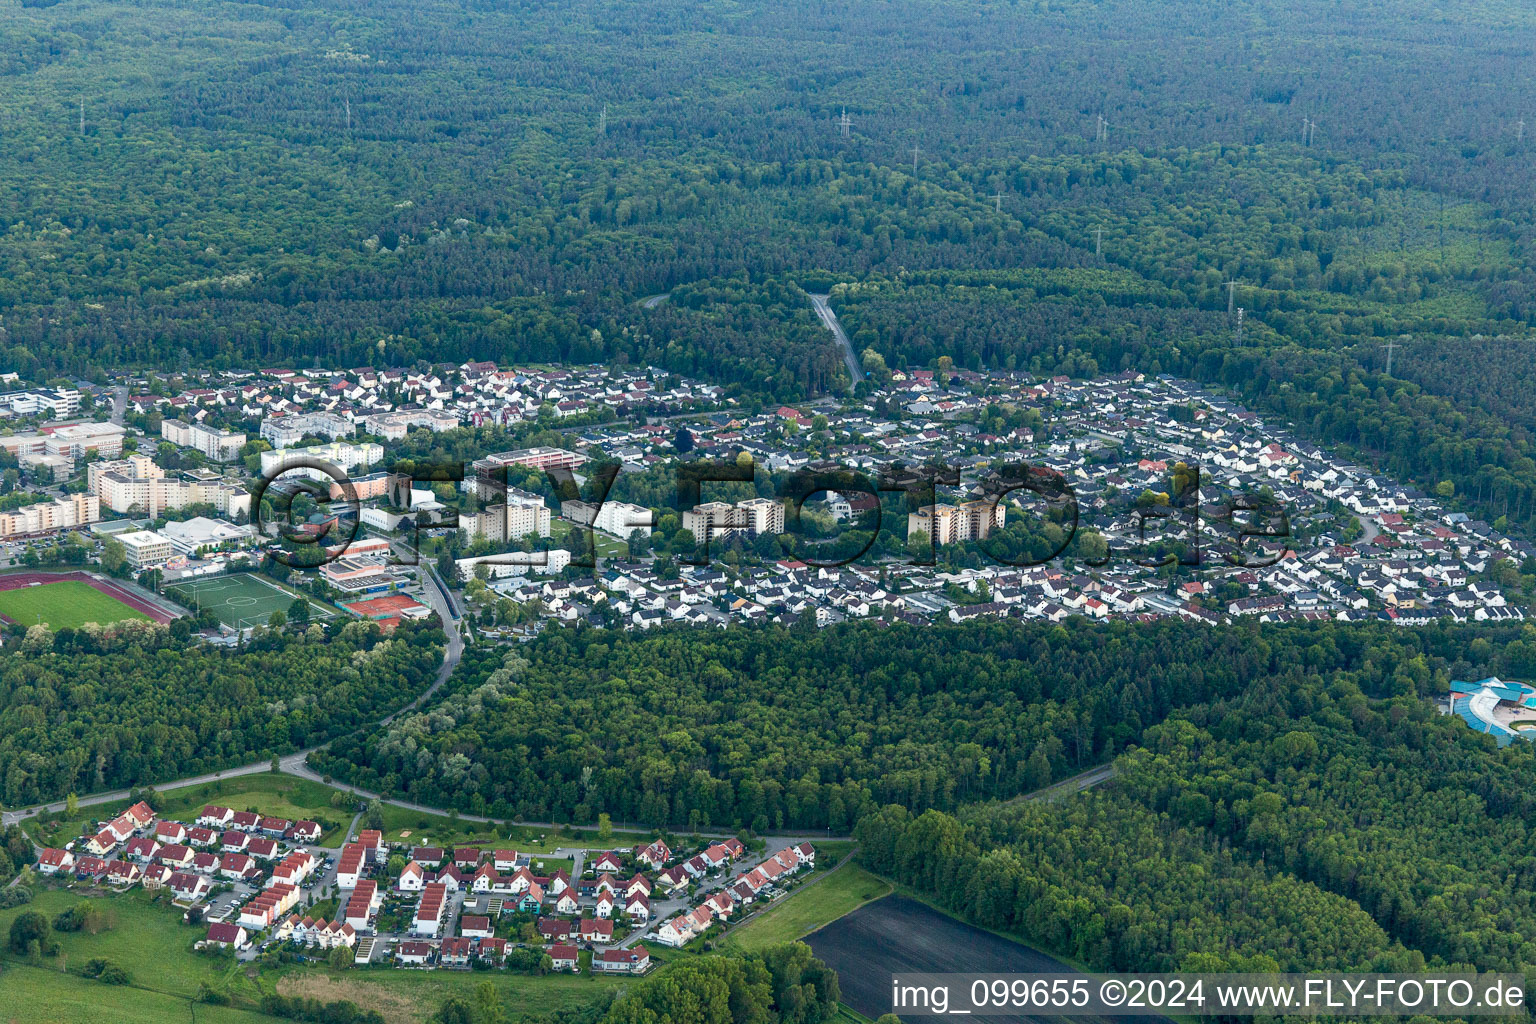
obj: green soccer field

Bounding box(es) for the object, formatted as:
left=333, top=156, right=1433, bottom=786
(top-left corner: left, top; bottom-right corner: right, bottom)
left=0, top=580, right=151, bottom=629
left=167, top=573, right=330, bottom=628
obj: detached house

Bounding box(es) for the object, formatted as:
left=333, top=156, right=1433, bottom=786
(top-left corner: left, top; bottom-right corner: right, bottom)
left=37, top=848, right=74, bottom=876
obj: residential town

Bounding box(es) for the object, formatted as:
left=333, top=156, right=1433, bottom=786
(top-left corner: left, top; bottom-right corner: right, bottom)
left=0, top=361, right=1527, bottom=641
left=31, top=797, right=819, bottom=975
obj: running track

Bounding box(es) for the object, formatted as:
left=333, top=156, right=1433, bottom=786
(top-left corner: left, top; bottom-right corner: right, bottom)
left=0, top=570, right=180, bottom=624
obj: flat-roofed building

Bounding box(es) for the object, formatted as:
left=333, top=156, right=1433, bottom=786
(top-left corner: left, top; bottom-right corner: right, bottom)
left=260, top=442, right=382, bottom=477
left=162, top=419, right=245, bottom=461
left=118, top=529, right=174, bottom=568
left=907, top=499, right=1005, bottom=545
left=472, top=446, right=588, bottom=477
left=362, top=409, right=460, bottom=440
left=92, top=457, right=250, bottom=519
left=259, top=412, right=352, bottom=448
left=682, top=498, right=784, bottom=543
left=0, top=387, right=80, bottom=418
left=561, top=499, right=653, bottom=538
left=45, top=422, right=126, bottom=459
left=20, top=452, right=73, bottom=483
left=465, top=492, right=550, bottom=542
left=0, top=493, right=100, bottom=539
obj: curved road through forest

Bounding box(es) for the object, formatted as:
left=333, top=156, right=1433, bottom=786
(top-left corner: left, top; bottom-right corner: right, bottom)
left=1, top=568, right=1115, bottom=838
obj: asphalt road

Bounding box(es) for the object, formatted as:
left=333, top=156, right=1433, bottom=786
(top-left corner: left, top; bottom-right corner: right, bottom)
left=0, top=556, right=1118, bottom=841
left=809, top=293, right=864, bottom=384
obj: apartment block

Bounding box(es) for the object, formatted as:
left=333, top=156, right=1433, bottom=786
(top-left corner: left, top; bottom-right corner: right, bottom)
left=259, top=442, right=383, bottom=478
left=0, top=493, right=100, bottom=539
left=561, top=499, right=653, bottom=538
left=907, top=499, right=1006, bottom=545
left=259, top=412, right=353, bottom=448
left=465, top=493, right=551, bottom=542
left=92, top=456, right=251, bottom=519
left=162, top=419, right=246, bottom=461
left=682, top=498, right=784, bottom=542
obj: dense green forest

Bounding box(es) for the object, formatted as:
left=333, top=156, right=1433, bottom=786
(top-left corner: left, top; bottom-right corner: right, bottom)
left=857, top=654, right=1536, bottom=976
left=598, top=943, right=839, bottom=1024
left=7, top=0, right=1536, bottom=524
left=306, top=617, right=1536, bottom=980
left=314, top=619, right=1533, bottom=831
left=13, top=0, right=1536, bottom=1003
left=0, top=618, right=443, bottom=806
left=426, top=942, right=839, bottom=1024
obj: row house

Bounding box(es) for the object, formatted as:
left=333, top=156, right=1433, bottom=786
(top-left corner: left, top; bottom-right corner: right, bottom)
left=337, top=843, right=367, bottom=889
left=271, top=850, right=317, bottom=886
left=345, top=880, right=380, bottom=932
left=239, top=882, right=300, bottom=929
left=413, top=883, right=448, bottom=936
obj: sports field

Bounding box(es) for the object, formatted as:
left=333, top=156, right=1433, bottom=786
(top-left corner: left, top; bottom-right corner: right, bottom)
left=0, top=579, right=152, bottom=629
left=166, top=573, right=331, bottom=628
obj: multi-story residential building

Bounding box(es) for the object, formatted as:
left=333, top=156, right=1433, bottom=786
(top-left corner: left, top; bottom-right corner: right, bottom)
left=465, top=492, right=551, bottom=542
left=259, top=412, right=352, bottom=448
left=907, top=499, right=1005, bottom=545
left=561, top=498, right=653, bottom=538
left=682, top=498, right=785, bottom=543
left=361, top=409, right=460, bottom=440
left=737, top=497, right=785, bottom=536
left=329, top=471, right=393, bottom=502
left=259, top=441, right=383, bottom=477
left=454, top=547, right=571, bottom=580
left=0, top=494, right=100, bottom=539
left=162, top=419, right=246, bottom=461
left=91, top=457, right=251, bottom=519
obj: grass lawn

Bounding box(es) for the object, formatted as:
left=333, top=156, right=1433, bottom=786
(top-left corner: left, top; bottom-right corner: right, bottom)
left=726, top=863, right=891, bottom=952
left=0, top=580, right=150, bottom=630
left=371, top=805, right=606, bottom=855
left=271, top=963, right=625, bottom=1024
left=810, top=840, right=856, bottom=866
left=0, top=888, right=262, bottom=1004
left=152, top=774, right=355, bottom=847
left=0, top=887, right=623, bottom=1024
left=371, top=804, right=507, bottom=850
left=0, top=963, right=281, bottom=1024
left=550, top=517, right=631, bottom=559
